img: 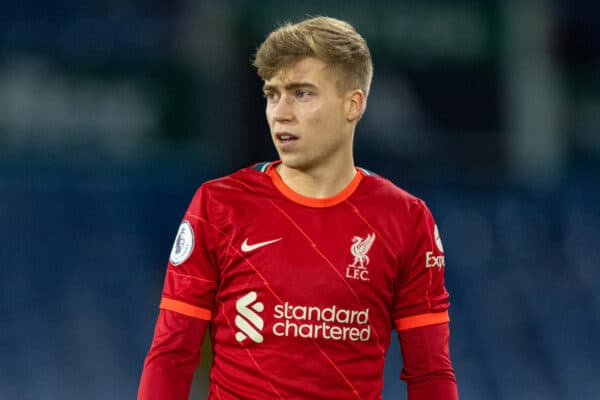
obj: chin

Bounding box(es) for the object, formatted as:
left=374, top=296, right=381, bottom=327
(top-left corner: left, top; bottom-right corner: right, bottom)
left=279, top=154, right=310, bottom=171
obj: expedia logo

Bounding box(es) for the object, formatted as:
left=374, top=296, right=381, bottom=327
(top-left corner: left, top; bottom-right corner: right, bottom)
left=235, top=291, right=264, bottom=344
left=426, top=251, right=445, bottom=270
left=425, top=224, right=445, bottom=270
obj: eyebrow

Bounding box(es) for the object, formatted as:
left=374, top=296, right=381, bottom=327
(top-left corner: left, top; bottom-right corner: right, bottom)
left=262, top=82, right=318, bottom=92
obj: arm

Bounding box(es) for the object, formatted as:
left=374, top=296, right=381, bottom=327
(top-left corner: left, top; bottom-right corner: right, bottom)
left=139, top=186, right=219, bottom=399
left=138, top=309, right=209, bottom=400
left=393, top=199, right=458, bottom=399
left=398, top=322, right=458, bottom=400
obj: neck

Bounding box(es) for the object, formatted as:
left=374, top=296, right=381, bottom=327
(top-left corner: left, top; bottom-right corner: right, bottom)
left=276, top=156, right=357, bottom=199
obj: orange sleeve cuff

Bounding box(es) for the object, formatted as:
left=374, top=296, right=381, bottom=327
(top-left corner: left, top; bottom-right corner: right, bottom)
left=395, top=311, right=449, bottom=331
left=159, top=297, right=212, bottom=320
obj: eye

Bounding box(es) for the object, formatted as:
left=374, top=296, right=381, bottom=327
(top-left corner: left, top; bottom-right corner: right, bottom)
left=263, top=91, right=279, bottom=102
left=295, top=89, right=311, bottom=99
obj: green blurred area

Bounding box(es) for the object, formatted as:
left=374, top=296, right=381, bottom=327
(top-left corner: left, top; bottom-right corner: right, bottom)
left=3, top=1, right=597, bottom=183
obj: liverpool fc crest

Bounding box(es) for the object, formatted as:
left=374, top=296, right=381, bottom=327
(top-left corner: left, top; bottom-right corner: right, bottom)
left=346, top=233, right=375, bottom=281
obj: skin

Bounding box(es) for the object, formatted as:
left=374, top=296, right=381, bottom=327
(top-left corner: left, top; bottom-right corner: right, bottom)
left=263, top=57, right=366, bottom=198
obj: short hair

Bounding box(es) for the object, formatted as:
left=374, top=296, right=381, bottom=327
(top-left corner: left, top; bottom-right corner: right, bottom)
left=253, top=16, right=373, bottom=97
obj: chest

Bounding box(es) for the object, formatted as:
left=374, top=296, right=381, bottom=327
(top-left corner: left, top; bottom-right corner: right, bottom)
left=212, top=199, right=400, bottom=311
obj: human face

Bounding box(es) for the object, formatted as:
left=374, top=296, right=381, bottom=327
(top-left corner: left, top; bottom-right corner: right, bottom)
left=263, top=57, right=355, bottom=173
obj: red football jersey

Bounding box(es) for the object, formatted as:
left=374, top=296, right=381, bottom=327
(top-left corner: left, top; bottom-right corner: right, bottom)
left=160, top=161, right=451, bottom=399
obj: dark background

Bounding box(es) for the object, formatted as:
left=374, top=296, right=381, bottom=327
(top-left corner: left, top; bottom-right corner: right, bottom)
left=2, top=1, right=599, bottom=399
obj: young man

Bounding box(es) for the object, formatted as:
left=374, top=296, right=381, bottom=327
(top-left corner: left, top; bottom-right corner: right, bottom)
left=139, top=16, right=458, bottom=400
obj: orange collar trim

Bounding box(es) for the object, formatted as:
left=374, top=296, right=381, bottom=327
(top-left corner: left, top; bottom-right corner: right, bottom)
left=266, top=161, right=364, bottom=208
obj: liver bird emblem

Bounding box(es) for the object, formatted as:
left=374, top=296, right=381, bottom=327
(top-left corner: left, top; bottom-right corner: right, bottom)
left=349, top=233, right=376, bottom=269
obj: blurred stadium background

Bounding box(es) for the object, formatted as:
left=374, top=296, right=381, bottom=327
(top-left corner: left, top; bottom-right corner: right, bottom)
left=2, top=1, right=599, bottom=399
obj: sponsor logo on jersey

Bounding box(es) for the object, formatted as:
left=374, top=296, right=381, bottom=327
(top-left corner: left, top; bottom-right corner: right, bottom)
left=234, top=292, right=371, bottom=344
left=169, top=220, right=194, bottom=266
left=346, top=233, right=375, bottom=281
left=273, top=302, right=371, bottom=342
left=434, top=224, right=444, bottom=252
left=235, top=291, right=265, bottom=344
left=241, top=237, right=282, bottom=253
left=426, top=224, right=445, bottom=270
left=426, top=251, right=445, bottom=270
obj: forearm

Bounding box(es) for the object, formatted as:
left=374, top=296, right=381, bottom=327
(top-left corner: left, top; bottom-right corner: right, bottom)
left=407, top=374, right=458, bottom=400
left=138, top=360, right=196, bottom=400
left=398, top=322, right=458, bottom=400
left=138, top=309, right=209, bottom=400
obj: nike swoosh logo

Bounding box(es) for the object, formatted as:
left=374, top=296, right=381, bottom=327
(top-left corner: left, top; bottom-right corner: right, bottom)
left=241, top=238, right=282, bottom=252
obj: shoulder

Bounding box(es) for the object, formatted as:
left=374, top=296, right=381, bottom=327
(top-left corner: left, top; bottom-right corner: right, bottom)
left=190, top=163, right=274, bottom=206
left=356, top=168, right=426, bottom=212
left=353, top=168, right=435, bottom=254
left=197, top=163, right=270, bottom=191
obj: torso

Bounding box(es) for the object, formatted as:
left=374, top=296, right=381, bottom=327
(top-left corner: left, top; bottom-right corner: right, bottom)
left=201, top=163, right=415, bottom=400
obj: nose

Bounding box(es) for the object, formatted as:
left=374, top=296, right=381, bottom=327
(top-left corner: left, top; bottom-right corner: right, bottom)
left=269, top=95, right=294, bottom=123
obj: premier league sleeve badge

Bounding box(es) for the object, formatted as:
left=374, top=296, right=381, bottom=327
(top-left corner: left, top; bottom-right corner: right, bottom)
left=169, top=220, right=195, bottom=266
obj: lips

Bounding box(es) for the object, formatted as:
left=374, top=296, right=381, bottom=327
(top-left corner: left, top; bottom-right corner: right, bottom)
left=275, top=132, right=298, bottom=142
left=275, top=132, right=299, bottom=151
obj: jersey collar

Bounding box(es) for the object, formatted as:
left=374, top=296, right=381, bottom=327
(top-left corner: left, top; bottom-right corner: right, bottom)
left=264, top=161, right=364, bottom=208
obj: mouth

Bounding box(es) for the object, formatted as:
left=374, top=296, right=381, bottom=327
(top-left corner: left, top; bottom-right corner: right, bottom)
left=275, top=132, right=299, bottom=144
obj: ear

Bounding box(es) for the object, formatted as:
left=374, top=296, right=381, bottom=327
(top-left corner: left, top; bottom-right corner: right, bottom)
left=345, top=89, right=366, bottom=122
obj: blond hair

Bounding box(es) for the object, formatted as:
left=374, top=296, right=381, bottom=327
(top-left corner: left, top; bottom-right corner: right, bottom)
left=253, top=16, right=373, bottom=97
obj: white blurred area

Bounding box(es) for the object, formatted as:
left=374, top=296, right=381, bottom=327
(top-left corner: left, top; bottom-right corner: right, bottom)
left=0, top=58, right=158, bottom=159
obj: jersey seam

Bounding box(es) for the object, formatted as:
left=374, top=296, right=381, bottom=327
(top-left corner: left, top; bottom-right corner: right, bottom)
left=167, top=269, right=218, bottom=286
